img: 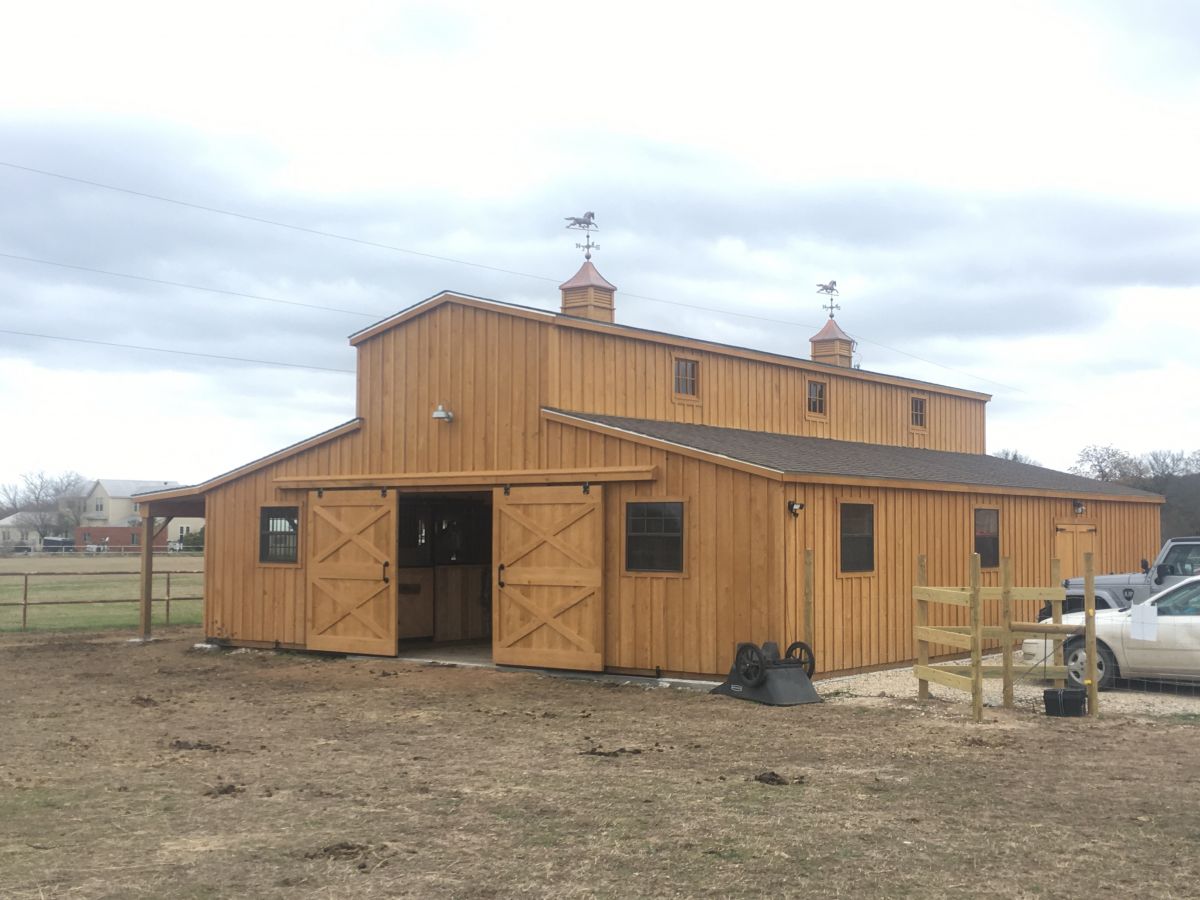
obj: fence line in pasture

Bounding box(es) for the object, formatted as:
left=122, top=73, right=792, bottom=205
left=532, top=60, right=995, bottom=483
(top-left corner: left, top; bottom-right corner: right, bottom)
left=0, top=569, right=204, bottom=631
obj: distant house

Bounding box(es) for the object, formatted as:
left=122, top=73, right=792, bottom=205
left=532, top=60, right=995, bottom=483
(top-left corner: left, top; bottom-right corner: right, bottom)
left=80, top=479, right=204, bottom=545
left=73, top=524, right=169, bottom=552
left=0, top=513, right=41, bottom=552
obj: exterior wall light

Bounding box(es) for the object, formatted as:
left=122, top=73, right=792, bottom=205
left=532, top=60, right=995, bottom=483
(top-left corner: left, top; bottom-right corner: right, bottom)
left=1072, top=500, right=1086, bottom=516
left=787, top=500, right=805, bottom=517
left=431, top=404, right=455, bottom=423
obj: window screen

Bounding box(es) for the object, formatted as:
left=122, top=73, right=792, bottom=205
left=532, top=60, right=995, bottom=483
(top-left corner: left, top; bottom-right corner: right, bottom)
left=974, top=509, right=999, bottom=569
left=626, top=502, right=684, bottom=572
left=260, top=507, right=299, bottom=564
left=839, top=503, right=874, bottom=573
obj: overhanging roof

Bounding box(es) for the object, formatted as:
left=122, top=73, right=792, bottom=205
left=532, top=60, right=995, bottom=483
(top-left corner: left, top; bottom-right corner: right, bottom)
left=543, top=410, right=1163, bottom=503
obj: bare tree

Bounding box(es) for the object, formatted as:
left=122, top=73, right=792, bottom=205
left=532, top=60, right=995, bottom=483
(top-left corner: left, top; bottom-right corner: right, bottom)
left=1142, top=450, right=1190, bottom=480
left=991, top=449, right=1041, bottom=466
left=1070, top=445, right=1147, bottom=483
left=8, top=471, right=88, bottom=540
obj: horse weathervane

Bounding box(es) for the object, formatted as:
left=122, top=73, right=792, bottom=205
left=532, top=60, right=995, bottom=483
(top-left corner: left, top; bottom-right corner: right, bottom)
left=816, top=279, right=840, bottom=318
left=565, top=211, right=599, bottom=260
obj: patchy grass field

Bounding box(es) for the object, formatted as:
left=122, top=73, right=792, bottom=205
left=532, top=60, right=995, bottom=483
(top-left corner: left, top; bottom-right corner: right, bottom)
left=2, top=629, right=1199, bottom=899
left=0, top=555, right=203, bottom=632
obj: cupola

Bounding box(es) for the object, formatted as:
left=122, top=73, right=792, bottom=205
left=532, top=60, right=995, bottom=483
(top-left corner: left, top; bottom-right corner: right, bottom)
left=809, top=315, right=855, bottom=367
left=559, top=259, right=617, bottom=322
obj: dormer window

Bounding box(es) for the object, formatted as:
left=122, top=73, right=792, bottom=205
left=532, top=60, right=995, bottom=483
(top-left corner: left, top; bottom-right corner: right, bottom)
left=672, top=355, right=700, bottom=401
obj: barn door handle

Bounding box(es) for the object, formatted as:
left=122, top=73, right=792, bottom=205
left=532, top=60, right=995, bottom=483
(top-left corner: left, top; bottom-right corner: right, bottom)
left=382, top=561, right=390, bottom=584
left=497, top=563, right=506, bottom=588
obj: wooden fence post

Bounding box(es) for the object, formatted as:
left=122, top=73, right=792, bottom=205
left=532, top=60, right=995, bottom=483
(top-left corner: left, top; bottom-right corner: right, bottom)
left=165, top=571, right=172, bottom=626
left=22, top=573, right=29, bottom=631
left=970, top=553, right=983, bottom=723
left=804, top=548, right=815, bottom=651
left=1050, top=558, right=1064, bottom=688
left=916, top=554, right=929, bottom=700
left=1001, top=557, right=1014, bottom=709
left=139, top=512, right=154, bottom=641
left=1084, top=552, right=1099, bottom=717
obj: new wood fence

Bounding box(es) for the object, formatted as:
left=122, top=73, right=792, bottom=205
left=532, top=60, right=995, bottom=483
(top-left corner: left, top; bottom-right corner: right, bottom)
left=914, top=552, right=1099, bottom=722
left=0, top=569, right=203, bottom=631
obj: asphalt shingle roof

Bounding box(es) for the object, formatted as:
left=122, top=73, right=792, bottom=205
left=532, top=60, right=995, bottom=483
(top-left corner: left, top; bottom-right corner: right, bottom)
left=547, top=411, right=1160, bottom=499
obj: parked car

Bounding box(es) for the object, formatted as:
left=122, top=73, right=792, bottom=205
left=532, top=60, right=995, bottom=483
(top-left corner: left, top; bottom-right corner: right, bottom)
left=1023, top=576, right=1200, bottom=689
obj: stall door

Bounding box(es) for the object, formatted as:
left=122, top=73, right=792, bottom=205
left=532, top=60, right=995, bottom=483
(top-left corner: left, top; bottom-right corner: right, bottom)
left=1054, top=522, right=1099, bottom=580
left=306, top=489, right=397, bottom=655
left=493, top=485, right=603, bottom=671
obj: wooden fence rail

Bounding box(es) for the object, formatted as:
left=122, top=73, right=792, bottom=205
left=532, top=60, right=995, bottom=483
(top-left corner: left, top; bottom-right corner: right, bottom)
left=913, top=553, right=1099, bottom=722
left=0, top=570, right=203, bottom=632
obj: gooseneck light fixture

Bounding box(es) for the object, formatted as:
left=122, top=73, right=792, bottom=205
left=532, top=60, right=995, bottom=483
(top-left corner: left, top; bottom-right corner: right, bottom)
left=431, top=403, right=455, bottom=423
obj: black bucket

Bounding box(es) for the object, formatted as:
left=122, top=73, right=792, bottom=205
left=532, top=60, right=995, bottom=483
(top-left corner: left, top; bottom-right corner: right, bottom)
left=1044, top=688, right=1087, bottom=717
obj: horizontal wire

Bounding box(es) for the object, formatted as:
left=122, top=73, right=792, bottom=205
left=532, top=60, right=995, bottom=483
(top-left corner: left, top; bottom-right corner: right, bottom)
left=0, top=159, right=1023, bottom=392
left=0, top=328, right=355, bottom=374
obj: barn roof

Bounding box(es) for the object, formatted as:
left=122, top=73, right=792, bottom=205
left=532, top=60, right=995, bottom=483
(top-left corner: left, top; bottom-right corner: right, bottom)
left=543, top=410, right=1163, bottom=502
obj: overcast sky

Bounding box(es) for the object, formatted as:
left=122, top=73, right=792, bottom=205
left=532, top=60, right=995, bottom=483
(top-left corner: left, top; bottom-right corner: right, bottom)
left=2, top=0, right=1198, bottom=489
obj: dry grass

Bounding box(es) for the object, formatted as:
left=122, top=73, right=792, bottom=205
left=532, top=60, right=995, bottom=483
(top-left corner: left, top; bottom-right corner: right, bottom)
left=2, top=629, right=1199, bottom=898
left=0, top=555, right=203, bottom=632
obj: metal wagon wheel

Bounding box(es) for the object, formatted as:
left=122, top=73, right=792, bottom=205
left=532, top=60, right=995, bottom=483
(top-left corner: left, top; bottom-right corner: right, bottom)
left=785, top=641, right=816, bottom=679
left=735, top=643, right=768, bottom=687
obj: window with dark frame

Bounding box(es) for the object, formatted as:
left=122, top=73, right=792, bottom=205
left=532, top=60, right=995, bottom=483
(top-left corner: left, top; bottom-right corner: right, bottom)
left=974, top=508, right=999, bottom=569
left=259, top=507, right=300, bottom=564
left=807, top=380, right=827, bottom=415
left=839, top=503, right=874, bottom=573
left=625, top=501, right=684, bottom=573
left=673, top=358, right=699, bottom=397
left=911, top=395, right=927, bottom=428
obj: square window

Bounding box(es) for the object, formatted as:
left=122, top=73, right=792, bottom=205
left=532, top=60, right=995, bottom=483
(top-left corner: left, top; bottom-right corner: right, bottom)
left=673, top=358, right=699, bottom=397
left=840, top=503, right=874, bottom=573
left=911, top=396, right=927, bottom=428
left=807, top=380, right=827, bottom=416
left=626, top=501, right=684, bottom=573
left=259, top=507, right=300, bottom=564
left=974, top=508, right=999, bottom=568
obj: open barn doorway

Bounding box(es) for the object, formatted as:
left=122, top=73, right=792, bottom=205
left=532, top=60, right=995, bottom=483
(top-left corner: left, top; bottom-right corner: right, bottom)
left=394, top=492, right=493, bottom=653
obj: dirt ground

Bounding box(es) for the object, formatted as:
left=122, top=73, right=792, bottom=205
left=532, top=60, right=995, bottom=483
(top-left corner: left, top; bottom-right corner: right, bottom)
left=3, top=630, right=1200, bottom=899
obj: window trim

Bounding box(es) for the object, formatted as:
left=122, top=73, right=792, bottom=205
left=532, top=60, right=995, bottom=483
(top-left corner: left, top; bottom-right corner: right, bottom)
left=804, top=375, right=829, bottom=421
left=836, top=499, right=876, bottom=577
left=258, top=504, right=303, bottom=567
left=909, top=393, right=928, bottom=432
left=973, top=506, right=1000, bottom=570
left=622, top=497, right=687, bottom=578
left=670, top=352, right=701, bottom=405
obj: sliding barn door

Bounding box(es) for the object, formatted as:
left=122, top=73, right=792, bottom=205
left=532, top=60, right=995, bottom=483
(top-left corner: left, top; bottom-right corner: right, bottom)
left=493, top=485, right=604, bottom=671
left=306, top=489, right=397, bottom=656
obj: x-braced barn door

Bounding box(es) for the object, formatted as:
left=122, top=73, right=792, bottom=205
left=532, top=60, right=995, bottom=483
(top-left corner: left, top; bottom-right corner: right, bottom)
left=493, top=485, right=604, bottom=671
left=306, top=489, right=397, bottom=656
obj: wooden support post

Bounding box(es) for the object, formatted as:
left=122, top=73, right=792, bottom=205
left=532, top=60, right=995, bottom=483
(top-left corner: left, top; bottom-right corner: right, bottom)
left=1000, top=557, right=1014, bottom=709
left=803, top=548, right=815, bottom=651
left=969, top=553, right=983, bottom=723
left=22, top=573, right=29, bottom=631
left=916, top=554, right=929, bottom=700
left=1084, top=552, right=1099, bottom=718
left=165, top=571, right=172, bottom=626
left=1050, top=558, right=1064, bottom=688
left=139, top=509, right=155, bottom=641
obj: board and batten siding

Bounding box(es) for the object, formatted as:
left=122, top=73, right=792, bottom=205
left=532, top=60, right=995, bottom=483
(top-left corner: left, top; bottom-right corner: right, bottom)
left=349, top=300, right=987, bottom=476
left=544, top=421, right=1160, bottom=678
left=203, top=430, right=367, bottom=647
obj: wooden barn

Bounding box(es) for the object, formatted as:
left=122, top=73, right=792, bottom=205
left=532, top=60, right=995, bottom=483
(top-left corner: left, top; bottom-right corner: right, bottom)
left=137, top=258, right=1161, bottom=678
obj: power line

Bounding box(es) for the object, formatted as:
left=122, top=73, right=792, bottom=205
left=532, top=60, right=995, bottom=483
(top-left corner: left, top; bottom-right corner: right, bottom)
left=0, top=328, right=355, bottom=374
left=0, top=159, right=1022, bottom=392
left=0, top=251, right=385, bottom=319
